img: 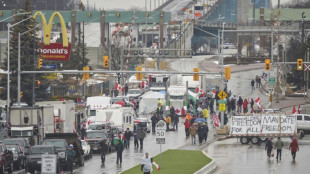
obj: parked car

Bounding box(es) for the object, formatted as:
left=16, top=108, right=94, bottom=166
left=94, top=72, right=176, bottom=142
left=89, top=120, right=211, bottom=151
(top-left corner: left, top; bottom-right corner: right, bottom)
left=84, top=130, right=111, bottom=153
left=25, top=145, right=60, bottom=174
left=41, top=139, right=68, bottom=170
left=81, top=140, right=91, bottom=159
left=134, top=118, right=151, bottom=133
left=0, top=144, right=13, bottom=174
left=295, top=114, right=310, bottom=137
left=2, top=138, right=30, bottom=154
left=6, top=145, right=25, bottom=170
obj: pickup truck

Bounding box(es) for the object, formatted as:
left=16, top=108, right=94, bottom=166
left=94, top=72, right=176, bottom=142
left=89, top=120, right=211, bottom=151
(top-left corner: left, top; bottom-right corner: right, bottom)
left=45, top=133, right=85, bottom=166
left=41, top=139, right=68, bottom=170
left=25, top=145, right=60, bottom=174
left=85, top=130, right=111, bottom=152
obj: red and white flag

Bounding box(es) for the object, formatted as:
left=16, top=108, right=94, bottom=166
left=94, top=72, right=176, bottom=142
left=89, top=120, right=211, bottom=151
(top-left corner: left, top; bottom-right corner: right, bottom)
left=152, top=161, right=160, bottom=171
left=212, top=89, right=216, bottom=98
left=255, top=97, right=262, bottom=110
left=292, top=105, right=297, bottom=114
left=298, top=104, right=301, bottom=114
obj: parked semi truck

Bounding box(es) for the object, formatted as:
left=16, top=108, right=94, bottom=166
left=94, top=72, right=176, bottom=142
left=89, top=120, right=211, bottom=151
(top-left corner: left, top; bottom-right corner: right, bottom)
left=9, top=106, right=55, bottom=145
left=217, top=114, right=299, bottom=144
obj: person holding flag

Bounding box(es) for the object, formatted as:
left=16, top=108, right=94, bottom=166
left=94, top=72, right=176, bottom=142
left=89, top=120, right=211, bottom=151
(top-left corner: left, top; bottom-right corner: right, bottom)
left=141, top=152, right=160, bottom=174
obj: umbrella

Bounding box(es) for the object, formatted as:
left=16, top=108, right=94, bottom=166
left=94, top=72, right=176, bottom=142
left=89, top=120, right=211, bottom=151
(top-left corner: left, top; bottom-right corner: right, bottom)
left=159, top=91, right=166, bottom=95
left=115, top=100, right=125, bottom=107
left=194, top=118, right=207, bottom=123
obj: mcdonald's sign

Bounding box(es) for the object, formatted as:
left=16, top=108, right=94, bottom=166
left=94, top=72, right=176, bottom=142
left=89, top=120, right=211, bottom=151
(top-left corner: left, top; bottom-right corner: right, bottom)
left=34, top=11, right=71, bottom=61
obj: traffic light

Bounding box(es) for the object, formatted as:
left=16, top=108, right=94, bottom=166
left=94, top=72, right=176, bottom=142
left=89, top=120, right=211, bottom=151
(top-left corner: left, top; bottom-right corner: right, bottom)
left=193, top=68, right=199, bottom=81
left=103, top=56, right=109, bottom=68
left=146, top=12, right=149, bottom=17
left=36, top=80, right=41, bottom=85
left=83, top=66, right=90, bottom=80
left=37, top=58, right=43, bottom=69
left=297, top=58, right=303, bottom=70
left=117, top=12, right=120, bottom=17
left=265, top=59, right=270, bottom=70
left=224, top=66, right=231, bottom=80
left=269, top=94, right=273, bottom=102
left=20, top=91, right=23, bottom=99
left=136, top=66, right=143, bottom=80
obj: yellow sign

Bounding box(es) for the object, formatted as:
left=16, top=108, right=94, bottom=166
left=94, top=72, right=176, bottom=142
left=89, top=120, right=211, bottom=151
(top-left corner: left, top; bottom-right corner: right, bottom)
left=224, top=66, right=231, bottom=80
left=33, top=11, right=69, bottom=47
left=43, top=73, right=57, bottom=80
left=136, top=66, right=143, bottom=80
left=219, top=103, right=226, bottom=111
left=217, top=90, right=227, bottom=100
left=193, top=68, right=199, bottom=81
left=203, top=4, right=209, bottom=7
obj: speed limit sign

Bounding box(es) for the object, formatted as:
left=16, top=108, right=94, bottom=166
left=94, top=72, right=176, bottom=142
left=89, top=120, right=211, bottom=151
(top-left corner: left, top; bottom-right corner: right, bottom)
left=156, top=120, right=166, bottom=144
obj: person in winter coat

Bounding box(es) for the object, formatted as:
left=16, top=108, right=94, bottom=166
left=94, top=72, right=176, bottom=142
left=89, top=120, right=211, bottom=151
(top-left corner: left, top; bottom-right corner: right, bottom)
left=243, top=99, right=248, bottom=113
left=151, top=114, right=158, bottom=133
left=134, top=130, right=139, bottom=148
left=189, top=125, right=198, bottom=145
left=137, top=128, right=146, bottom=149
left=165, top=115, right=171, bottom=131
left=124, top=128, right=132, bottom=149
left=202, top=108, right=209, bottom=119
left=251, top=79, right=255, bottom=91
left=170, top=106, right=175, bottom=120
left=250, top=99, right=254, bottom=113
left=141, top=152, right=159, bottom=174
left=289, top=137, right=299, bottom=160
left=100, top=140, right=109, bottom=164
left=156, top=105, right=163, bottom=116
left=231, top=98, right=236, bottom=114
left=66, top=145, right=76, bottom=173
left=203, top=124, right=209, bottom=142
left=197, top=125, right=204, bottom=144
left=173, top=114, right=179, bottom=131
left=209, top=99, right=214, bottom=113
left=265, top=138, right=273, bottom=158
left=125, top=84, right=129, bottom=95
left=237, top=96, right=243, bottom=113
left=184, top=119, right=191, bottom=136
left=116, top=140, right=124, bottom=164
left=275, top=137, right=284, bottom=161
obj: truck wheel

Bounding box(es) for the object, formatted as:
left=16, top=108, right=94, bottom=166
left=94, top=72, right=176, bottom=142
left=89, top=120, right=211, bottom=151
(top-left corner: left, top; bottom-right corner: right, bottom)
left=240, top=137, right=250, bottom=144
left=251, top=137, right=261, bottom=144
left=260, top=138, right=268, bottom=142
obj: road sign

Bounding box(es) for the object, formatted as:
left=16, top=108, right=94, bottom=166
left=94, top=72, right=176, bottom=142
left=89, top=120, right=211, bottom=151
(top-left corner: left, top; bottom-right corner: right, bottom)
left=156, top=120, right=166, bottom=144
left=269, top=78, right=275, bottom=84
left=217, top=90, right=227, bottom=100
left=42, top=65, right=56, bottom=69
left=304, top=64, right=310, bottom=71
left=218, top=100, right=227, bottom=104
left=269, top=88, right=274, bottom=94
left=219, top=103, right=226, bottom=111
left=41, top=154, right=57, bottom=174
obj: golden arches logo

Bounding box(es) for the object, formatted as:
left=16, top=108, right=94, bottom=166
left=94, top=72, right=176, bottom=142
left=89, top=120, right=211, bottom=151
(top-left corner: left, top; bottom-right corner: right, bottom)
left=33, top=11, right=69, bottom=47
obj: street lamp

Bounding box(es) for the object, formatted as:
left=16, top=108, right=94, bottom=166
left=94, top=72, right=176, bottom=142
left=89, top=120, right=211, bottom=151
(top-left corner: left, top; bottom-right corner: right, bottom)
left=17, top=24, right=42, bottom=105
left=221, top=22, right=225, bottom=90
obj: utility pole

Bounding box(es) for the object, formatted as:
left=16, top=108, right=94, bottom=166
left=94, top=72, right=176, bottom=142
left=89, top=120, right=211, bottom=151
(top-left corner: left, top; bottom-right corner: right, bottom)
left=278, top=0, right=280, bottom=9
left=302, top=12, right=306, bottom=43
left=307, top=48, right=310, bottom=100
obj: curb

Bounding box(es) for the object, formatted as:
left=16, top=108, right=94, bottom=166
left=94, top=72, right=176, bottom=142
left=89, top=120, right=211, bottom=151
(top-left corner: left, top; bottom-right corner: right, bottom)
left=193, top=151, right=217, bottom=174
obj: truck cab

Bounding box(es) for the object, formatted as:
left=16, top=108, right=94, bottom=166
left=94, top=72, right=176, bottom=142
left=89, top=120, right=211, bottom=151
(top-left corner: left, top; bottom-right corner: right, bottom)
left=168, top=86, right=186, bottom=113
left=10, top=126, right=37, bottom=145
left=295, top=114, right=310, bottom=136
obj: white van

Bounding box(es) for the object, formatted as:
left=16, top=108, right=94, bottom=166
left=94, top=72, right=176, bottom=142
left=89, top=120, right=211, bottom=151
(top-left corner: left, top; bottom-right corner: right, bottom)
left=295, top=114, right=310, bottom=136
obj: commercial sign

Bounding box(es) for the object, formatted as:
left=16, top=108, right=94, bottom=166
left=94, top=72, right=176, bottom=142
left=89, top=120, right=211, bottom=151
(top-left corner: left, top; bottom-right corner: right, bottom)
left=230, top=114, right=296, bottom=135
left=33, top=11, right=71, bottom=61
left=42, top=65, right=56, bottom=69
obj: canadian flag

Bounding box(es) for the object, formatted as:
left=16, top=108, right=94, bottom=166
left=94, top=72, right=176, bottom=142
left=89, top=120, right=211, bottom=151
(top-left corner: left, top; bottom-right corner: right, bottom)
left=152, top=161, right=160, bottom=171
left=196, top=87, right=206, bottom=97
left=298, top=104, right=301, bottom=114
left=114, top=82, right=124, bottom=91
left=212, top=89, right=216, bottom=98
left=255, top=97, right=262, bottom=110
left=292, top=105, right=297, bottom=114
left=175, top=108, right=181, bottom=116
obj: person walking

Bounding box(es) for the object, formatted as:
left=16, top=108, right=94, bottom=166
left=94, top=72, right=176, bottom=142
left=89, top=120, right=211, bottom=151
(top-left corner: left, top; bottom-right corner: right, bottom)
left=156, top=105, right=163, bottom=116
left=251, top=79, right=255, bottom=91
left=203, top=124, right=209, bottom=142
left=258, top=76, right=262, bottom=88
left=137, top=128, right=146, bottom=149
left=170, top=106, right=175, bottom=120
left=265, top=138, right=273, bottom=159
left=202, top=107, right=209, bottom=119
left=237, top=96, right=243, bottom=114
left=289, top=137, right=299, bottom=160
left=255, top=75, right=259, bottom=88
left=189, top=124, right=198, bottom=145
left=141, top=152, right=160, bottom=174
left=66, top=144, right=76, bottom=173
left=151, top=114, right=158, bottom=133
left=125, top=84, right=129, bottom=96
left=100, top=140, right=108, bottom=164
left=173, top=114, right=179, bottom=131
left=124, top=128, right=132, bottom=149
left=243, top=99, right=248, bottom=114
left=116, top=140, right=124, bottom=164
left=197, top=125, right=204, bottom=145
left=231, top=98, right=236, bottom=115
left=275, top=137, right=284, bottom=161
left=250, top=98, right=254, bottom=113
left=184, top=119, right=191, bottom=136
left=165, top=115, right=171, bottom=131
left=134, top=130, right=139, bottom=148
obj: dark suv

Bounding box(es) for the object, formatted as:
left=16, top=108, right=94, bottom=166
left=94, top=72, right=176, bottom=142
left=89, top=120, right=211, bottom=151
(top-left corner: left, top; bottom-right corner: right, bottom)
left=3, top=138, right=30, bottom=154
left=0, top=144, right=13, bottom=174
left=41, top=139, right=68, bottom=170
left=25, top=145, right=60, bottom=174
left=84, top=130, right=110, bottom=152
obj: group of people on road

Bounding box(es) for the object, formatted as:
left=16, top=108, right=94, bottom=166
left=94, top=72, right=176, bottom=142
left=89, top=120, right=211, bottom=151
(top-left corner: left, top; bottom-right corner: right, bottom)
left=265, top=137, right=299, bottom=161
left=188, top=121, right=209, bottom=145
left=251, top=75, right=262, bottom=91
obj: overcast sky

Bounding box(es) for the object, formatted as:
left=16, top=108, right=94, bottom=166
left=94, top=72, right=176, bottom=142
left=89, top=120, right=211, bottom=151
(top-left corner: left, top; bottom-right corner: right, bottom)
left=82, top=0, right=294, bottom=10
